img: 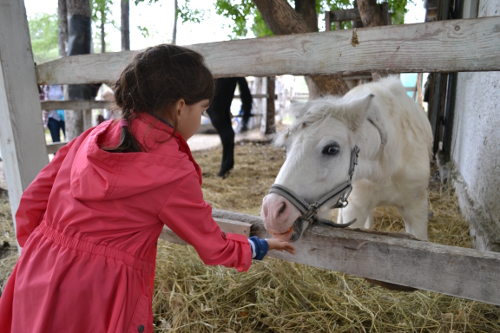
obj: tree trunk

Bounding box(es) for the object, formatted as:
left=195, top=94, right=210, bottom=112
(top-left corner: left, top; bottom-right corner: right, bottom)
left=261, top=77, right=276, bottom=135
left=295, top=0, right=317, bottom=32
left=357, top=0, right=385, bottom=28
left=101, top=9, right=106, bottom=53
left=65, top=0, right=92, bottom=141
left=58, top=0, right=68, bottom=57
left=121, top=0, right=130, bottom=50
left=101, top=8, right=106, bottom=53
left=172, top=0, right=178, bottom=44
left=253, top=0, right=349, bottom=97
left=357, top=0, right=386, bottom=80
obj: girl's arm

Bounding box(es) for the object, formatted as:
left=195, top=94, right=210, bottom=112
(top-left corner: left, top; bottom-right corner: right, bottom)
left=248, top=237, right=295, bottom=260
left=15, top=140, right=74, bottom=246
left=159, top=173, right=254, bottom=272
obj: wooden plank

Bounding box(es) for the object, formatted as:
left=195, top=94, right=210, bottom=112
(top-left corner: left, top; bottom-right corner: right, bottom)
left=416, top=73, right=423, bottom=107
left=342, top=73, right=372, bottom=81
left=160, top=227, right=187, bottom=246
left=429, top=73, right=442, bottom=155
left=234, top=93, right=268, bottom=99
left=36, top=17, right=500, bottom=85
left=330, top=8, right=361, bottom=22
left=46, top=142, right=67, bottom=155
left=41, top=100, right=107, bottom=110
left=325, top=11, right=331, bottom=31
left=0, top=0, right=49, bottom=252
left=209, top=209, right=500, bottom=306
left=159, top=217, right=251, bottom=246
left=213, top=217, right=251, bottom=237
left=261, top=76, right=275, bottom=135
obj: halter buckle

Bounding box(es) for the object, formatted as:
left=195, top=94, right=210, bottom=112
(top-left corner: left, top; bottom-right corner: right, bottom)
left=303, top=203, right=318, bottom=222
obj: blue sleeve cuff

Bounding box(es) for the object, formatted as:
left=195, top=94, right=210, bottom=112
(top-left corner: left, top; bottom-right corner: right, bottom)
left=248, top=236, right=268, bottom=260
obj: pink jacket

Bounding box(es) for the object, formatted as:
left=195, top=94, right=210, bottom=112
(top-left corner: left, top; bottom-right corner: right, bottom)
left=0, top=113, right=252, bottom=333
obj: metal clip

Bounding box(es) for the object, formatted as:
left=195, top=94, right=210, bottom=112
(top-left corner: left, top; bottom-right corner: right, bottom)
left=303, top=203, right=318, bottom=222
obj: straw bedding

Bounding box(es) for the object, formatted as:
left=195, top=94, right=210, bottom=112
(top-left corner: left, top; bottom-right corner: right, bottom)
left=0, top=142, right=499, bottom=332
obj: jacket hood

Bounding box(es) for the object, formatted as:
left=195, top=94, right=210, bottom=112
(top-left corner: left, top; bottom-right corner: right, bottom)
left=70, top=116, right=201, bottom=201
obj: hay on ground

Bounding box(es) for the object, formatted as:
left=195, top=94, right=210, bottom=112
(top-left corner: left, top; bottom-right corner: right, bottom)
left=0, top=142, right=498, bottom=332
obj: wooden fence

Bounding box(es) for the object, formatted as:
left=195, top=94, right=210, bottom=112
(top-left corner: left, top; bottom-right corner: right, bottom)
left=2, top=0, right=500, bottom=306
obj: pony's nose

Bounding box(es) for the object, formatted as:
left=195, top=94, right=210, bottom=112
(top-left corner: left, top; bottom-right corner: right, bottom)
left=261, top=193, right=293, bottom=228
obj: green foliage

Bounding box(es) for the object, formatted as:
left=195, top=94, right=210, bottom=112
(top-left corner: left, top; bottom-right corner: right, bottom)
left=214, top=0, right=254, bottom=38
left=134, top=0, right=159, bottom=5
left=137, top=25, right=150, bottom=38
left=387, top=0, right=413, bottom=24
left=179, top=0, right=414, bottom=39
left=179, top=0, right=206, bottom=24
left=252, top=10, right=273, bottom=38
left=320, top=0, right=415, bottom=28
left=28, top=13, right=59, bottom=63
left=90, top=0, right=116, bottom=52
left=90, top=0, right=116, bottom=28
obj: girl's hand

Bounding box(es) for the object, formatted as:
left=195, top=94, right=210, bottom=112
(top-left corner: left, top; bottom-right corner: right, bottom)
left=266, top=238, right=296, bottom=255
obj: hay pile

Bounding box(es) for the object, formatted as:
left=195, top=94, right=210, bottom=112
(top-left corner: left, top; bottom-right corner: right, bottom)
left=1, top=142, right=499, bottom=332
left=0, top=197, right=18, bottom=293
left=151, top=143, right=498, bottom=332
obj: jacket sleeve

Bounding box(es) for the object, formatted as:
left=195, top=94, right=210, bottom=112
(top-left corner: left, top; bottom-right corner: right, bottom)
left=158, top=172, right=252, bottom=272
left=15, top=140, right=74, bottom=246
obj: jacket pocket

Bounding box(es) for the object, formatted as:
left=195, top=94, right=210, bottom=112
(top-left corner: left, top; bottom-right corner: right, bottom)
left=127, top=294, right=150, bottom=333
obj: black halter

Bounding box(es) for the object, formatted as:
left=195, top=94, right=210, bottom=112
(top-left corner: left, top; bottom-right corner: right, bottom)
left=268, top=146, right=360, bottom=241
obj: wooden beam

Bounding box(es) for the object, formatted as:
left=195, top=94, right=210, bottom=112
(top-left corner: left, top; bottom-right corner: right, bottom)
left=209, top=210, right=500, bottom=306
left=330, top=8, right=361, bottom=22
left=0, top=0, right=49, bottom=251
left=41, top=100, right=108, bottom=110
left=234, top=93, right=268, bottom=99
left=325, top=11, right=331, bottom=31
left=261, top=76, right=276, bottom=135
left=342, top=73, right=372, bottom=81
left=160, top=217, right=251, bottom=246
left=36, top=17, right=500, bottom=85
left=46, top=142, right=67, bottom=155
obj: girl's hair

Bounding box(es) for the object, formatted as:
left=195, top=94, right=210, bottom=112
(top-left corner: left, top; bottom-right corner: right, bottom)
left=106, top=44, right=215, bottom=153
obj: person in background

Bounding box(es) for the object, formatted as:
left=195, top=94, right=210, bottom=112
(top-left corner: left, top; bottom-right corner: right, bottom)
left=42, top=85, right=65, bottom=142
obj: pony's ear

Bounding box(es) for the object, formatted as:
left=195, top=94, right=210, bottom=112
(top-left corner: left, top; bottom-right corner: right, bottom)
left=344, top=94, right=374, bottom=131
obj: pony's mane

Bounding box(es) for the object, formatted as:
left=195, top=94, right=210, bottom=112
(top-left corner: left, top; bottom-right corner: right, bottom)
left=273, top=95, right=348, bottom=147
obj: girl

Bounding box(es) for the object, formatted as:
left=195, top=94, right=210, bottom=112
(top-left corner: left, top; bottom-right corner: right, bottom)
left=0, top=44, right=295, bottom=333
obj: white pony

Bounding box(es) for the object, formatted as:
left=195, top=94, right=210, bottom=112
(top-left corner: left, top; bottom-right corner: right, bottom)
left=261, top=77, right=433, bottom=241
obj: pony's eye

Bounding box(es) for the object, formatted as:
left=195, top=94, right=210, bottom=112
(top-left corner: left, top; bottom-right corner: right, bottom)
left=322, top=145, right=340, bottom=156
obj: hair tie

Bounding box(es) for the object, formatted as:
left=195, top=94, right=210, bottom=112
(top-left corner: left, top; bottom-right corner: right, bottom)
left=120, top=119, right=129, bottom=127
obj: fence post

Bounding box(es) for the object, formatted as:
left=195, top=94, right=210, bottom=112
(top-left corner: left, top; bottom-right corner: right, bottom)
left=261, top=76, right=275, bottom=135
left=0, top=0, right=50, bottom=252
left=325, top=11, right=331, bottom=31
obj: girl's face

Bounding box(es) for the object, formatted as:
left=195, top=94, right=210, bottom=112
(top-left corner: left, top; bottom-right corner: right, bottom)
left=175, top=99, right=211, bottom=140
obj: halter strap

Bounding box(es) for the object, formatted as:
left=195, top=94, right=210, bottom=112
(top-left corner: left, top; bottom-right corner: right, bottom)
left=268, top=145, right=360, bottom=230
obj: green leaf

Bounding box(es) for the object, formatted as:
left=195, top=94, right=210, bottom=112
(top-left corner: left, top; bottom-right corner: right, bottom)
left=178, top=0, right=415, bottom=38
left=28, top=13, right=59, bottom=63
left=137, top=25, right=150, bottom=38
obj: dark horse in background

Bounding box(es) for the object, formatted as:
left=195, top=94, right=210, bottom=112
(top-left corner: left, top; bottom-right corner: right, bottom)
left=206, top=77, right=253, bottom=177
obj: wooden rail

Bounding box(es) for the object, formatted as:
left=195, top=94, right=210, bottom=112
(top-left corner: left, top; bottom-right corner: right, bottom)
left=36, top=17, right=500, bottom=85
left=46, top=142, right=67, bottom=155
left=41, top=100, right=108, bottom=110
left=157, top=209, right=500, bottom=306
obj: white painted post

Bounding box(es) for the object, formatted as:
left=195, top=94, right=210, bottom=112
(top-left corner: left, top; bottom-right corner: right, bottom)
left=0, top=0, right=50, bottom=251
